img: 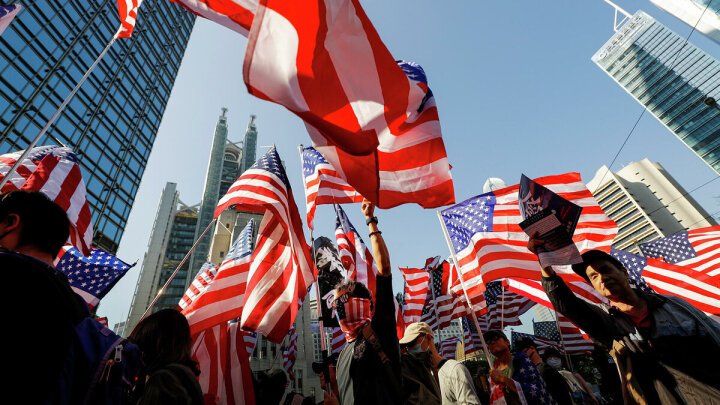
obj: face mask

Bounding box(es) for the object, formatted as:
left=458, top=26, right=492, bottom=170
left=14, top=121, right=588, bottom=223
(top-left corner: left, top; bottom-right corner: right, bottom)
left=547, top=357, right=562, bottom=370
left=408, top=337, right=427, bottom=354
left=334, top=295, right=372, bottom=342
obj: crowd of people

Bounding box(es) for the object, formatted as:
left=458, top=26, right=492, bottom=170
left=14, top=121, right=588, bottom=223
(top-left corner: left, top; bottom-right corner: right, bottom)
left=16, top=189, right=720, bottom=404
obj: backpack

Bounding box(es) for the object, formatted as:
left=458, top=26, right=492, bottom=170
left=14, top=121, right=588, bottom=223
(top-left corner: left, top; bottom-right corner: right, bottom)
left=57, top=313, right=142, bottom=404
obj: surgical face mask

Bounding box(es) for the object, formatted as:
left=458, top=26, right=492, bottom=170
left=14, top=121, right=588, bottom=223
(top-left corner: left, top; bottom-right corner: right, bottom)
left=408, top=336, right=427, bottom=354
left=547, top=357, right=562, bottom=370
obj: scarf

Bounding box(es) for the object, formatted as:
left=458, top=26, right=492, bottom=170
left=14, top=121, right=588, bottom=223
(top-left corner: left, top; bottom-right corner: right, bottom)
left=335, top=296, right=372, bottom=342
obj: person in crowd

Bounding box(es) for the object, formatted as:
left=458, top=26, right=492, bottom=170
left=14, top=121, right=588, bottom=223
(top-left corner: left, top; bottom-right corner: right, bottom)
left=0, top=191, right=90, bottom=402
left=541, top=347, right=598, bottom=405
left=483, top=330, right=556, bottom=405
left=515, top=336, right=574, bottom=405
left=333, top=199, right=403, bottom=405
left=312, top=352, right=340, bottom=400
left=590, top=344, right=622, bottom=405
left=475, top=366, right=491, bottom=405
left=254, top=369, right=288, bottom=405
left=399, top=322, right=442, bottom=404
left=528, top=234, right=720, bottom=403
left=128, top=308, right=203, bottom=405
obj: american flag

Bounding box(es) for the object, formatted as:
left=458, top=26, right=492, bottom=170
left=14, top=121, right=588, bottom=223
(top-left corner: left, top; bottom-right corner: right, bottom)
left=484, top=281, right=533, bottom=330
left=0, top=4, right=21, bottom=36
left=115, top=0, right=142, bottom=38
left=244, top=0, right=454, bottom=210
left=639, top=226, right=720, bottom=277
left=428, top=258, right=468, bottom=329
left=502, top=277, right=607, bottom=309
left=614, top=248, right=720, bottom=316
left=0, top=146, right=94, bottom=255
left=462, top=317, right=482, bottom=356
left=244, top=330, right=258, bottom=357
left=177, top=261, right=218, bottom=311
left=440, top=172, right=618, bottom=307
left=96, top=317, right=109, bottom=328
left=334, top=204, right=376, bottom=296
left=182, top=219, right=255, bottom=335
left=192, top=320, right=255, bottom=405
left=400, top=267, right=431, bottom=325
left=511, top=331, right=561, bottom=353
left=168, top=0, right=257, bottom=37
left=440, top=336, right=460, bottom=359
left=283, top=326, right=298, bottom=380
left=610, top=249, right=655, bottom=293
left=55, top=245, right=132, bottom=309
left=331, top=326, right=347, bottom=354
left=216, top=147, right=315, bottom=343
left=301, top=146, right=363, bottom=229
left=534, top=319, right=593, bottom=354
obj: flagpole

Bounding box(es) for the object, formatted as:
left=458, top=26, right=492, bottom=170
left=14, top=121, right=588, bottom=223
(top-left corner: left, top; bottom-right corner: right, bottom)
left=500, top=284, right=505, bottom=331
left=137, top=218, right=218, bottom=322
left=298, top=144, right=331, bottom=390
left=553, top=311, right=574, bottom=372
left=436, top=211, right=494, bottom=367
left=270, top=334, right=288, bottom=370
left=0, top=26, right=124, bottom=190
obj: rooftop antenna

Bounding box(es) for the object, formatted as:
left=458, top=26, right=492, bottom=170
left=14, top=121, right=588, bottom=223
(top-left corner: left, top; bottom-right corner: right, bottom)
left=602, top=0, right=632, bottom=32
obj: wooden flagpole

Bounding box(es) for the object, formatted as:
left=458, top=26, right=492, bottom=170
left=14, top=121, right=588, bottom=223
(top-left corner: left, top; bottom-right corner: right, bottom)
left=437, top=211, right=494, bottom=367
left=0, top=26, right=124, bottom=190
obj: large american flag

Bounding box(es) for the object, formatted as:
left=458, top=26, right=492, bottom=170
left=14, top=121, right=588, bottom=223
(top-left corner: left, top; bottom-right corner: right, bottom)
left=177, top=261, right=218, bottom=311
left=534, top=319, right=593, bottom=354
left=334, top=204, right=376, bottom=296
left=168, top=0, right=257, bottom=37
left=182, top=219, right=255, bottom=335
left=331, top=326, right=347, bottom=354
left=192, top=320, right=255, bottom=405
left=243, top=0, right=454, bottom=210
left=115, top=0, right=142, bottom=38
left=440, top=172, right=618, bottom=307
left=639, top=226, right=720, bottom=277
left=0, top=146, right=94, bottom=255
left=216, top=147, right=315, bottom=343
left=301, top=146, right=363, bottom=229
left=283, top=326, right=298, bottom=380
left=484, top=281, right=533, bottom=330
left=440, top=336, right=460, bottom=359
left=502, top=277, right=607, bottom=309
left=610, top=249, right=655, bottom=293
left=400, top=266, right=431, bottom=325
left=461, top=316, right=482, bottom=356
left=614, top=248, right=720, bottom=317
left=55, top=245, right=132, bottom=309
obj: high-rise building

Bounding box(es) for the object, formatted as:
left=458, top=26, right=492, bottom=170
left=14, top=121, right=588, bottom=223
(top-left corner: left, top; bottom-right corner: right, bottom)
left=189, top=111, right=259, bottom=279
left=124, top=182, right=199, bottom=333
left=534, top=306, right=555, bottom=323
left=587, top=158, right=717, bottom=253
left=0, top=1, right=195, bottom=252
left=592, top=10, right=720, bottom=175
left=651, top=0, right=720, bottom=45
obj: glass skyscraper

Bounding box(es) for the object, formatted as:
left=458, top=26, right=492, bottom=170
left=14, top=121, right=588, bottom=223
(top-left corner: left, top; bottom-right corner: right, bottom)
left=0, top=1, right=195, bottom=252
left=592, top=10, right=720, bottom=175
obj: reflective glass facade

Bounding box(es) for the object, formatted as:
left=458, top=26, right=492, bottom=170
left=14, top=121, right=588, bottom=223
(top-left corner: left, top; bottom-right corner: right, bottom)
left=0, top=0, right=195, bottom=252
left=155, top=207, right=198, bottom=310
left=592, top=11, right=720, bottom=175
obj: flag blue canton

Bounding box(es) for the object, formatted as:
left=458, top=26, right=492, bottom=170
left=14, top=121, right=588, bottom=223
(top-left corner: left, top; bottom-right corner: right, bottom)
left=249, top=147, right=290, bottom=189
left=56, top=247, right=132, bottom=299
left=610, top=248, right=654, bottom=293
left=484, top=281, right=503, bottom=306
left=26, top=145, right=78, bottom=162
left=533, top=321, right=560, bottom=341
left=227, top=219, right=255, bottom=260
left=441, top=193, right=496, bottom=253
left=638, top=232, right=697, bottom=264
left=301, top=147, right=328, bottom=177
left=0, top=4, right=20, bottom=18
left=334, top=204, right=360, bottom=238
left=193, top=261, right=217, bottom=278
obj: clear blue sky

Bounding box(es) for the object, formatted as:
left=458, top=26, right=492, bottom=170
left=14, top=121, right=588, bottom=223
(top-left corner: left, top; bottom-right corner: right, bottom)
left=99, top=0, right=720, bottom=332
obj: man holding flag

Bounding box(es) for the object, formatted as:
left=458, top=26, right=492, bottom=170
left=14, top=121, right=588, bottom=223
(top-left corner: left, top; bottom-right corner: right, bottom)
left=529, top=236, right=720, bottom=403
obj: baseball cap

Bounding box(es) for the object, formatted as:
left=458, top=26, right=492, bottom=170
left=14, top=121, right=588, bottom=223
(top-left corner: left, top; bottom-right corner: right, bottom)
left=514, top=336, right=536, bottom=351
left=399, top=322, right=433, bottom=344
left=482, top=329, right=507, bottom=343
left=571, top=249, right=625, bottom=283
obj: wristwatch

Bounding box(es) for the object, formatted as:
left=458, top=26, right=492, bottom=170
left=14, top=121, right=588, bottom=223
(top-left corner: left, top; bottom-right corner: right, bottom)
left=365, top=216, right=378, bottom=225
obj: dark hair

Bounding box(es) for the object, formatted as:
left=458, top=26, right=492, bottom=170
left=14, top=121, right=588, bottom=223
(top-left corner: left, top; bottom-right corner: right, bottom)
left=514, top=336, right=537, bottom=352
left=137, top=369, right=192, bottom=405
left=254, top=369, right=288, bottom=405
left=571, top=250, right=626, bottom=283
left=542, top=347, right=563, bottom=361
left=128, top=309, right=198, bottom=374
left=334, top=280, right=374, bottom=309
left=482, top=329, right=507, bottom=343
left=0, top=191, right=70, bottom=256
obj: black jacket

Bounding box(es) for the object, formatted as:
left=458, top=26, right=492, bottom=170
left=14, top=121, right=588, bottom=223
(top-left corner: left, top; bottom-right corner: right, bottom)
left=401, top=351, right=441, bottom=405
left=336, top=275, right=402, bottom=405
